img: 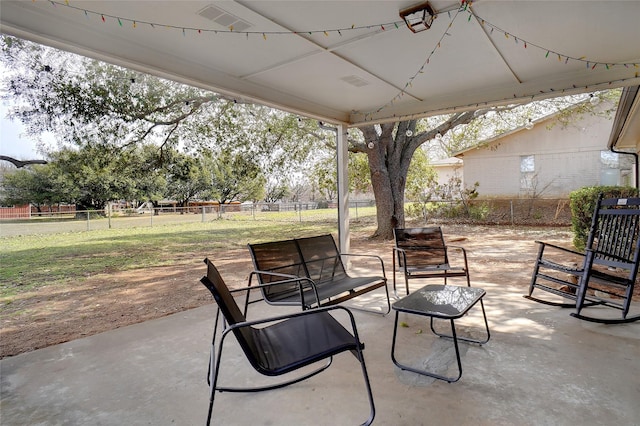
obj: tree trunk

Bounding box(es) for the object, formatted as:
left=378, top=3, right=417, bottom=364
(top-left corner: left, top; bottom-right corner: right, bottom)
left=357, top=113, right=477, bottom=240
left=361, top=123, right=415, bottom=240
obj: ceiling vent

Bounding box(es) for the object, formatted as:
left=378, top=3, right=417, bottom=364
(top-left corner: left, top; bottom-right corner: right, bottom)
left=197, top=5, right=253, bottom=32
left=341, top=75, right=370, bottom=88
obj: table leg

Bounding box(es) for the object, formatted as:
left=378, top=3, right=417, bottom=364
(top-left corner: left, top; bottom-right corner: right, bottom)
left=429, top=299, right=491, bottom=345
left=391, top=312, right=463, bottom=383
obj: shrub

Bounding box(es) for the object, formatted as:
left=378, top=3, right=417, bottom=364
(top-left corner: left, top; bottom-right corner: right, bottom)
left=569, top=186, right=638, bottom=251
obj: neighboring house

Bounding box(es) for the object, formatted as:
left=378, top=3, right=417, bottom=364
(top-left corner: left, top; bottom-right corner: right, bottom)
left=431, top=157, right=463, bottom=187
left=453, top=101, right=633, bottom=199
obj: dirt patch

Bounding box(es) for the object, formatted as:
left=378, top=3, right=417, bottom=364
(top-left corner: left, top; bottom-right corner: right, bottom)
left=1, top=225, right=637, bottom=358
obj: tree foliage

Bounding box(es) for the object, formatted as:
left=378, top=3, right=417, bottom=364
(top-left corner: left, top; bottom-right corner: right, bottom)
left=0, top=166, right=58, bottom=211
left=203, top=149, right=265, bottom=206
left=1, top=35, right=620, bottom=239
left=1, top=35, right=322, bottom=181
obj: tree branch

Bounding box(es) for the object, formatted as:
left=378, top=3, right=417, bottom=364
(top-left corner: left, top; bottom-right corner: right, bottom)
left=0, top=155, right=47, bottom=168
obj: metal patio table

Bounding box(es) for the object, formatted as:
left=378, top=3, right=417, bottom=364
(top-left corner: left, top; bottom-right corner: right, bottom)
left=391, top=284, right=490, bottom=382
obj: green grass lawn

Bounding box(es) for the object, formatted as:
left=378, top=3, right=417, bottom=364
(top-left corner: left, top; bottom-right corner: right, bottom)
left=0, top=211, right=378, bottom=299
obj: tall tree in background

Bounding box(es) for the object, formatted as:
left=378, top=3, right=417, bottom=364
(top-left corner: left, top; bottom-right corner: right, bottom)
left=203, top=149, right=265, bottom=210
left=355, top=114, right=483, bottom=238
left=0, top=36, right=319, bottom=183
left=0, top=165, right=58, bottom=211
left=2, top=35, right=619, bottom=239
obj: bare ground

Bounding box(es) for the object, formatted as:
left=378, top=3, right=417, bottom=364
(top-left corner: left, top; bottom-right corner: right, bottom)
left=1, top=224, right=637, bottom=358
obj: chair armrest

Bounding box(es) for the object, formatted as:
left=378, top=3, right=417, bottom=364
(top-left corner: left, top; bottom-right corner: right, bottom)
left=247, top=271, right=320, bottom=309
left=534, top=241, right=584, bottom=257
left=339, top=253, right=387, bottom=279
left=445, top=244, right=469, bottom=268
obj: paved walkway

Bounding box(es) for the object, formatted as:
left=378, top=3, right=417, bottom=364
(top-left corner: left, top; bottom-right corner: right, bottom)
left=2, top=278, right=639, bottom=425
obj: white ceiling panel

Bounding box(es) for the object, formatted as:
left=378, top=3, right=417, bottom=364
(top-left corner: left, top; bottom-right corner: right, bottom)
left=1, top=0, right=639, bottom=126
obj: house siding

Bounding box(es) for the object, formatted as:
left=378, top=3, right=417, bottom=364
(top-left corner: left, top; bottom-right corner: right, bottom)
left=458, top=108, right=615, bottom=198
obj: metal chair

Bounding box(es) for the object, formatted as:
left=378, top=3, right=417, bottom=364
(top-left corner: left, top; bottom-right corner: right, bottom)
left=393, top=227, right=471, bottom=297
left=200, top=258, right=376, bottom=425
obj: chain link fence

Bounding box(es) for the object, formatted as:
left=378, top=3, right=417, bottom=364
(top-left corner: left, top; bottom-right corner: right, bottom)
left=0, top=201, right=376, bottom=237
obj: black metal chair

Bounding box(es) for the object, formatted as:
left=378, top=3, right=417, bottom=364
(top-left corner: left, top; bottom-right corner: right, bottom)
left=393, top=227, right=471, bottom=297
left=200, top=258, right=375, bottom=425
left=527, top=195, right=640, bottom=324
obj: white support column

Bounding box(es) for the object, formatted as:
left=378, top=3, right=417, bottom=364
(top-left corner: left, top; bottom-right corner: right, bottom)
left=336, top=123, right=350, bottom=255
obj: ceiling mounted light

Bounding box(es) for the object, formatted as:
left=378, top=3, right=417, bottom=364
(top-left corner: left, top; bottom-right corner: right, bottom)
left=399, top=2, right=437, bottom=33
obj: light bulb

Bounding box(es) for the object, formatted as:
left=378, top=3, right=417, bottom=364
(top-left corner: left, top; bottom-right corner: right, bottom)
left=435, top=132, right=442, bottom=140
left=590, top=94, right=600, bottom=105
left=405, top=129, right=413, bottom=137
left=525, top=119, right=534, bottom=130
left=38, top=65, right=52, bottom=83
left=130, top=79, right=141, bottom=96
left=367, top=142, right=375, bottom=149
left=182, top=101, right=191, bottom=114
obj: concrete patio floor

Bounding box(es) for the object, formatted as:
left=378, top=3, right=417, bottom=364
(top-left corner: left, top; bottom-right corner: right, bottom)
left=1, top=279, right=639, bottom=426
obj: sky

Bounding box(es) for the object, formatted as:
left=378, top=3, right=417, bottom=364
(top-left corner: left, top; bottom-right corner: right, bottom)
left=0, top=103, right=48, bottom=160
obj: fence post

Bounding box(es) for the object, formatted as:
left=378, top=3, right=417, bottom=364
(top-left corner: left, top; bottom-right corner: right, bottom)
left=298, top=203, right=302, bottom=222
left=107, top=204, right=112, bottom=229
left=86, top=210, right=90, bottom=231
left=510, top=200, right=514, bottom=225
left=202, top=206, right=206, bottom=222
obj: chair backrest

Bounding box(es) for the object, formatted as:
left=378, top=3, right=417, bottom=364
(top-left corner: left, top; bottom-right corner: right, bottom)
left=248, top=239, right=308, bottom=300
left=394, top=227, right=448, bottom=267
left=201, top=258, right=260, bottom=360
left=587, top=196, right=640, bottom=274
left=296, top=235, right=347, bottom=283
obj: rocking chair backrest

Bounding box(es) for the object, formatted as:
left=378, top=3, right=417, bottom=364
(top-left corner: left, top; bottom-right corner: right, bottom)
left=588, top=196, right=640, bottom=273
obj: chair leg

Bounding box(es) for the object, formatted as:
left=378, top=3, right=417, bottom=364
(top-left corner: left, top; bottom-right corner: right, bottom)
left=391, top=312, right=464, bottom=383
left=392, top=255, right=398, bottom=298
left=353, top=343, right=376, bottom=426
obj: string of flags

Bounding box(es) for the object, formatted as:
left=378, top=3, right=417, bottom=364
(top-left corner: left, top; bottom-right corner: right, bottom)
left=35, top=0, right=640, bottom=121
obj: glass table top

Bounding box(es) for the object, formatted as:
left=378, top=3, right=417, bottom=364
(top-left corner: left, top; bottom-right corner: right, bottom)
left=392, top=284, right=485, bottom=319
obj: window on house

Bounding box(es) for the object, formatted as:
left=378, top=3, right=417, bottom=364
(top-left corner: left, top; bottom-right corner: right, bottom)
left=600, top=151, right=623, bottom=186
left=520, top=155, right=535, bottom=190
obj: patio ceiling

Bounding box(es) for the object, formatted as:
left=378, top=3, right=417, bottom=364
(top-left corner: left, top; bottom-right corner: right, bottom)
left=2, top=1, right=640, bottom=127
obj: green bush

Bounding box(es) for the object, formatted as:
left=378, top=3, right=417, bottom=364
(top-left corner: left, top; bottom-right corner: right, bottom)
left=569, top=186, right=638, bottom=251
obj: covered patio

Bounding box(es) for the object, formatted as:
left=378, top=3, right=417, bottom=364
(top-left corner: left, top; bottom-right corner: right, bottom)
left=2, top=0, right=640, bottom=249
left=2, top=276, right=639, bottom=425
left=1, top=2, right=640, bottom=424
left=1, top=228, right=639, bottom=425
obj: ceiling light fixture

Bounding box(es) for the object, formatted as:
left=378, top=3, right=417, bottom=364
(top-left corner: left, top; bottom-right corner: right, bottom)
left=399, top=1, right=437, bottom=33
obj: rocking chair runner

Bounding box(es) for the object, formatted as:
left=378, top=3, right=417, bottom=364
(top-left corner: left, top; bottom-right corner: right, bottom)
left=200, top=258, right=375, bottom=426
left=526, top=195, right=640, bottom=324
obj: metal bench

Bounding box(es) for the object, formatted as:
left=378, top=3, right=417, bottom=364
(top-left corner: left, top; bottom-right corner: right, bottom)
left=248, top=234, right=390, bottom=315
left=526, top=195, right=640, bottom=324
